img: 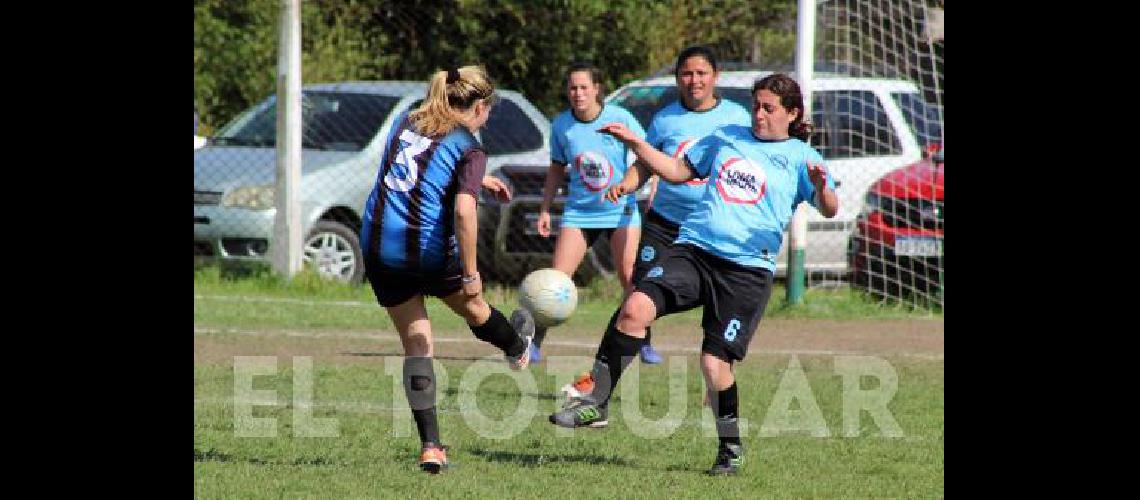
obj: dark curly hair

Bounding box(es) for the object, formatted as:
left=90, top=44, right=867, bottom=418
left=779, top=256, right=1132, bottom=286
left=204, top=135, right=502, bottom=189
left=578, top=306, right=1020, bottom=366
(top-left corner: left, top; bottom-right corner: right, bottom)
left=752, top=73, right=813, bottom=141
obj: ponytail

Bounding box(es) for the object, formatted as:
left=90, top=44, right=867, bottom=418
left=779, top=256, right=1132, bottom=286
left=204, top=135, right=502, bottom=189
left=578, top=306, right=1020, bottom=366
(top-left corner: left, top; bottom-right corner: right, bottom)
left=789, top=121, right=813, bottom=142
left=409, top=65, right=496, bottom=137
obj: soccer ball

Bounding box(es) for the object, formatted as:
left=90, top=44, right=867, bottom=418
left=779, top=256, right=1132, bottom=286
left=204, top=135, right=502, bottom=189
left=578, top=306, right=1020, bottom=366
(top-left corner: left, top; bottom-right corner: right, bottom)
left=518, top=268, right=578, bottom=328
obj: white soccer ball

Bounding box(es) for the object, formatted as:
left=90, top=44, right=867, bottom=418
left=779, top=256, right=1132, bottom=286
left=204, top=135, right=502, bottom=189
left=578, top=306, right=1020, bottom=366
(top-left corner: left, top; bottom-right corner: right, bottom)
left=518, top=268, right=578, bottom=328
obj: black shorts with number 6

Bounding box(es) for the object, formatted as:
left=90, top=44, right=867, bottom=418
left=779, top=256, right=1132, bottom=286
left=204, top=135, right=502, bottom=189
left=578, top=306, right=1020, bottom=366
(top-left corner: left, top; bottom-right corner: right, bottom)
left=635, top=242, right=774, bottom=362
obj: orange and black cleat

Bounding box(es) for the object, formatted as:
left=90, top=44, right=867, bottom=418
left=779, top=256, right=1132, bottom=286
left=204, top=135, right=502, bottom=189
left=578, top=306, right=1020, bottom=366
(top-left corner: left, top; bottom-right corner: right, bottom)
left=419, top=443, right=449, bottom=474
left=559, top=371, right=595, bottom=399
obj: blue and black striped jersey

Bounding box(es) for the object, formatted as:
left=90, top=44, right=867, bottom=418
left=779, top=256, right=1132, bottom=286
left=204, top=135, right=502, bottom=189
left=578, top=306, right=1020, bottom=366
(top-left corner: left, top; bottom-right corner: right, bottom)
left=361, top=118, right=487, bottom=272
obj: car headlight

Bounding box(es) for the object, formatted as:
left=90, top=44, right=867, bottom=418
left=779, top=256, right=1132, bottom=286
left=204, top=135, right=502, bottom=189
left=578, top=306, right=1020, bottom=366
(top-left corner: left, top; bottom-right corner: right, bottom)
left=860, top=192, right=883, bottom=216
left=223, top=185, right=275, bottom=210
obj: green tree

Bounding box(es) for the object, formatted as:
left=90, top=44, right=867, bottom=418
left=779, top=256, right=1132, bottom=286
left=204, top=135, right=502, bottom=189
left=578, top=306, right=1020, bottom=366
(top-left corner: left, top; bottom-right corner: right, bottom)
left=193, top=0, right=802, bottom=128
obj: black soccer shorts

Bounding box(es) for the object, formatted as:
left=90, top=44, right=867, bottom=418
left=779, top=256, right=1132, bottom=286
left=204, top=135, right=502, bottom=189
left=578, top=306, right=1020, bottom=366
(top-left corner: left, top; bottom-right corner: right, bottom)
left=631, top=208, right=681, bottom=286
left=364, top=254, right=464, bottom=307
left=635, top=243, right=775, bottom=362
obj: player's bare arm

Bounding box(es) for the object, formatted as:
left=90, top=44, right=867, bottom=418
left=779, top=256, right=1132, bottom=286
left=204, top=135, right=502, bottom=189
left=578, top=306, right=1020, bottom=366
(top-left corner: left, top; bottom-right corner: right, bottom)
left=454, top=192, right=482, bottom=296
left=603, top=159, right=651, bottom=204
left=537, top=161, right=565, bottom=238
left=481, top=175, right=513, bottom=203
left=808, top=163, right=839, bottom=218
left=597, top=123, right=694, bottom=184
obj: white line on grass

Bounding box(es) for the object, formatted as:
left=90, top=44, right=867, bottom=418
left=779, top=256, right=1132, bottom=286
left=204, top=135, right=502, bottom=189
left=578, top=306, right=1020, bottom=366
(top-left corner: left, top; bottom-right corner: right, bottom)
left=194, top=397, right=464, bottom=414
left=193, top=397, right=936, bottom=440
left=196, top=294, right=373, bottom=308
left=194, top=326, right=943, bottom=361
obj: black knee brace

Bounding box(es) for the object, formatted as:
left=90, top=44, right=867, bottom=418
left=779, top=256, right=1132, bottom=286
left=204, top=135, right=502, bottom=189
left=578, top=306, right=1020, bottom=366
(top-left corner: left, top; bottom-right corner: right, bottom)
left=403, top=357, right=436, bottom=410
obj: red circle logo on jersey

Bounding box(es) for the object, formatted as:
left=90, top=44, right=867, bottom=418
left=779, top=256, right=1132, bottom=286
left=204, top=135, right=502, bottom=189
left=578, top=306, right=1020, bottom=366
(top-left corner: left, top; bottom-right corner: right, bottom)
left=672, top=139, right=707, bottom=186
left=715, top=157, right=767, bottom=204
left=575, top=151, right=614, bottom=192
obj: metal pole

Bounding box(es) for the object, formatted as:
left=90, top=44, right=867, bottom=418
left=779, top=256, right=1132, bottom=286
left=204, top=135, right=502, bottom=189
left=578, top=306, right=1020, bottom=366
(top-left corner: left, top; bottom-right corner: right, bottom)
left=271, top=0, right=303, bottom=279
left=787, top=0, right=816, bottom=304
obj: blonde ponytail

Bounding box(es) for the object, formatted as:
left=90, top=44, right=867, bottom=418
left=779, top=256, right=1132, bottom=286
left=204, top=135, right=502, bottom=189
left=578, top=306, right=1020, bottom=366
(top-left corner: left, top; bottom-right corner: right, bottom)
left=408, top=65, right=496, bottom=137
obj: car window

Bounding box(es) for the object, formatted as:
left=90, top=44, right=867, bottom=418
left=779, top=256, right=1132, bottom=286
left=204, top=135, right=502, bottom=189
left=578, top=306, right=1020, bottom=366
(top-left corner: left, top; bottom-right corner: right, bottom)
left=640, top=86, right=844, bottom=160
left=809, top=90, right=904, bottom=159
left=611, top=85, right=906, bottom=159
left=213, top=92, right=399, bottom=151
left=482, top=98, right=543, bottom=155
left=891, top=91, right=943, bottom=148
left=828, top=90, right=902, bottom=158
left=608, top=86, right=678, bottom=130
left=809, top=97, right=836, bottom=159
left=719, top=88, right=754, bottom=112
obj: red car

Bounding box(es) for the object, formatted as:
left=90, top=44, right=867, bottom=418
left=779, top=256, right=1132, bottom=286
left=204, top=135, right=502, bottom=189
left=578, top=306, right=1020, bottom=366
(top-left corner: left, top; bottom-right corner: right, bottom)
left=849, top=146, right=944, bottom=301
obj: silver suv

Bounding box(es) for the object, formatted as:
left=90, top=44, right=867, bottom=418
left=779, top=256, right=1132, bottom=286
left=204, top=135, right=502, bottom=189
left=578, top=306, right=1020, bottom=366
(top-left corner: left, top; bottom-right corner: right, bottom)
left=194, top=81, right=551, bottom=283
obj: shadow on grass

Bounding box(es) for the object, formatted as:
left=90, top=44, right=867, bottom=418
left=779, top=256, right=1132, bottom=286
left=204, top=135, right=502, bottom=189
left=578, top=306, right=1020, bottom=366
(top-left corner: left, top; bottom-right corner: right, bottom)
left=664, top=464, right=708, bottom=473
left=436, top=387, right=562, bottom=401
left=468, top=447, right=630, bottom=468
left=194, top=448, right=337, bottom=466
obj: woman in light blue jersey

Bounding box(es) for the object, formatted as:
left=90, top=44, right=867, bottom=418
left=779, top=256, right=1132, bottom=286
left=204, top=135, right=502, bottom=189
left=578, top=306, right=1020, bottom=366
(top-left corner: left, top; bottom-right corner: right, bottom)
left=529, top=62, right=650, bottom=365
left=550, top=74, right=839, bottom=476
left=605, top=45, right=752, bottom=366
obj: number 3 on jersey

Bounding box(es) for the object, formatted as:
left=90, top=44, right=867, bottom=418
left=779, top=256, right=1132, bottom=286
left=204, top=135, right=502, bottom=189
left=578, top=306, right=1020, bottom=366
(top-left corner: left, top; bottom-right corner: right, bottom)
left=385, top=129, right=433, bottom=192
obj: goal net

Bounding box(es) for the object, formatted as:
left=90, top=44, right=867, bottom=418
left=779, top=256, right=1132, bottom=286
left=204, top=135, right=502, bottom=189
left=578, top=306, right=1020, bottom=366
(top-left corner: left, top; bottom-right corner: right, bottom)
left=815, top=0, right=944, bottom=309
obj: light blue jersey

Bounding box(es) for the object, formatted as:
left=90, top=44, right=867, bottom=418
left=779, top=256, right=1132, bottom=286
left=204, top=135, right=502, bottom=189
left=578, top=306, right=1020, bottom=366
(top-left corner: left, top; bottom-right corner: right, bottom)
left=676, top=125, right=835, bottom=271
left=646, top=98, right=751, bottom=225
left=550, top=105, right=645, bottom=228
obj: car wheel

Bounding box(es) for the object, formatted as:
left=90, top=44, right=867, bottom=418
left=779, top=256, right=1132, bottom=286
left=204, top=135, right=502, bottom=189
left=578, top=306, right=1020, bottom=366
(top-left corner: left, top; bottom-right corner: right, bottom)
left=303, top=220, right=364, bottom=284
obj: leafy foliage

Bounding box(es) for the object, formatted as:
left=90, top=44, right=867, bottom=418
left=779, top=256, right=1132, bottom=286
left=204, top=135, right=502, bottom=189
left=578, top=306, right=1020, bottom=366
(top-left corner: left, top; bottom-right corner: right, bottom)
left=193, top=0, right=801, bottom=130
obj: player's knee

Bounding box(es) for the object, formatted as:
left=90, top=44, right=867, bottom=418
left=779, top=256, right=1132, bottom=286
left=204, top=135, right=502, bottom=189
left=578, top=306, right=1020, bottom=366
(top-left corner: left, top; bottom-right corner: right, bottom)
left=618, top=292, right=656, bottom=330
left=700, top=352, right=735, bottom=391
left=402, top=332, right=432, bottom=357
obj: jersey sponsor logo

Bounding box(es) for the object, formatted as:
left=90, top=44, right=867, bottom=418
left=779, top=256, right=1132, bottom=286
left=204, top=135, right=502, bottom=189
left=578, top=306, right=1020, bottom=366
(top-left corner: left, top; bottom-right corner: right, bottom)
left=715, top=157, right=767, bottom=204
left=640, top=245, right=656, bottom=262
left=770, top=154, right=788, bottom=170
left=385, top=129, right=433, bottom=193
left=724, top=318, right=741, bottom=342
left=672, top=139, right=707, bottom=186
left=574, top=151, right=614, bottom=192
left=646, top=266, right=664, bottom=278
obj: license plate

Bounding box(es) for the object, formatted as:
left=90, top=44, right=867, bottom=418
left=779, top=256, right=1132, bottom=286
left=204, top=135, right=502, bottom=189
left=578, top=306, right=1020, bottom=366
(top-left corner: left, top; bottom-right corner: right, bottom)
left=894, top=237, right=942, bottom=257
left=524, top=213, right=560, bottom=235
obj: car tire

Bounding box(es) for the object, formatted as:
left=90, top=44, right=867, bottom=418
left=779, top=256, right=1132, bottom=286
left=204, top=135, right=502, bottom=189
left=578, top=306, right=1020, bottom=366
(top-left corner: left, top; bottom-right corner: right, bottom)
left=303, top=220, right=365, bottom=284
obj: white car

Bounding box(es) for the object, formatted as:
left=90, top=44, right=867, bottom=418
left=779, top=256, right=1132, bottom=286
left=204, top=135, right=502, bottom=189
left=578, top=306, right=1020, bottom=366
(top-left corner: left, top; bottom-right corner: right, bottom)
left=606, top=70, right=942, bottom=277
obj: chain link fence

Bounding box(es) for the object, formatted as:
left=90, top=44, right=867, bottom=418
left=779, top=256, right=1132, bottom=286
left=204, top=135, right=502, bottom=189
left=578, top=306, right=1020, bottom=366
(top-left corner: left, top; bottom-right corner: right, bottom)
left=194, top=0, right=943, bottom=308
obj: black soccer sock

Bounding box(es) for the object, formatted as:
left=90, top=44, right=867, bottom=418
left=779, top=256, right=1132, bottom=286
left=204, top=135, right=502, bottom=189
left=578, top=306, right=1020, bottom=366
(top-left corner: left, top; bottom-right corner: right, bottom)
left=532, top=325, right=549, bottom=348
left=589, top=314, right=645, bottom=407
left=712, top=382, right=741, bottom=446
left=403, top=357, right=440, bottom=445
left=469, top=307, right=526, bottom=357
left=644, top=325, right=652, bottom=345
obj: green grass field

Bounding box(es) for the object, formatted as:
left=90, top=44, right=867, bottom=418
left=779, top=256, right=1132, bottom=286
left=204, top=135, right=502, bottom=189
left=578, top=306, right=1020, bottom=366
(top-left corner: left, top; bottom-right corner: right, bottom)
left=194, top=268, right=944, bottom=498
